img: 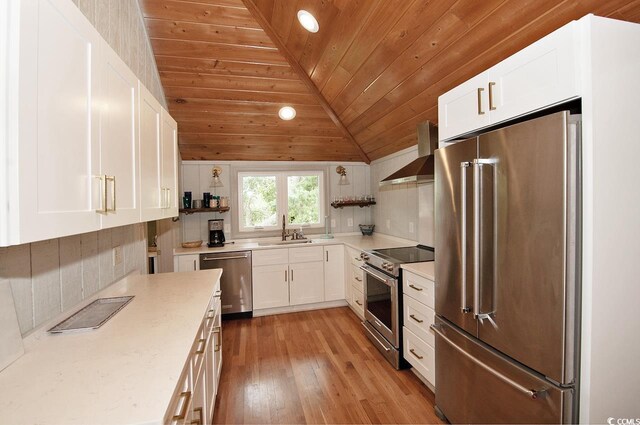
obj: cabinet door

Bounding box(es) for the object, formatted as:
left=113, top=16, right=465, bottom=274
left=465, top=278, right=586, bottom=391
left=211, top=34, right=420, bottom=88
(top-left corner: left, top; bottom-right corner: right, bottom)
left=253, top=264, right=289, bottom=309
left=438, top=72, right=490, bottom=141
left=324, top=245, right=345, bottom=301
left=15, top=0, right=101, bottom=243
left=488, top=21, right=579, bottom=125
left=139, top=84, right=163, bottom=222
left=97, top=42, right=139, bottom=228
left=177, top=255, right=199, bottom=272
left=289, top=261, right=324, bottom=306
left=161, top=108, right=178, bottom=218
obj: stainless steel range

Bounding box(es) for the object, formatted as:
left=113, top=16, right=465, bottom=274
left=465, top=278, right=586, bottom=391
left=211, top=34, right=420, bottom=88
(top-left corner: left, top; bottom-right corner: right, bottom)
left=360, top=245, right=434, bottom=369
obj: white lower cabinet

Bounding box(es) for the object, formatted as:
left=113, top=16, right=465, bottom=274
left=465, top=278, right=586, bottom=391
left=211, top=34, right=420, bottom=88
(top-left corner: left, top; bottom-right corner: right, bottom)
left=166, top=286, right=222, bottom=424
left=402, top=270, right=436, bottom=387
left=175, top=254, right=200, bottom=272
left=323, top=245, right=345, bottom=301
left=345, top=246, right=365, bottom=319
left=253, top=247, right=326, bottom=311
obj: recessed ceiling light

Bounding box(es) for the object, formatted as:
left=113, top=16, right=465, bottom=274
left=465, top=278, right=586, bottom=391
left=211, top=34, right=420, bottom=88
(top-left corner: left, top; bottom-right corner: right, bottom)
left=278, top=106, right=296, bottom=120
left=297, top=10, right=319, bottom=33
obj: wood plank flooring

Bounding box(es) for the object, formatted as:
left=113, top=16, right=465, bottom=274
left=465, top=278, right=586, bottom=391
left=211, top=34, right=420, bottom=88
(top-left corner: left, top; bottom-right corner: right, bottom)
left=213, top=307, right=444, bottom=424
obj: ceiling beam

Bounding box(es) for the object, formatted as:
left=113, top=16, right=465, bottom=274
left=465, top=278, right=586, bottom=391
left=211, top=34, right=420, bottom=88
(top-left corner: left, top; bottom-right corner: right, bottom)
left=241, top=0, right=371, bottom=164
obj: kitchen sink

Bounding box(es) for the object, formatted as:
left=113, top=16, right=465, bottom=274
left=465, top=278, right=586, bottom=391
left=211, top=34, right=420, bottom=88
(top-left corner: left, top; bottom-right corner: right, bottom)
left=257, top=240, right=313, bottom=246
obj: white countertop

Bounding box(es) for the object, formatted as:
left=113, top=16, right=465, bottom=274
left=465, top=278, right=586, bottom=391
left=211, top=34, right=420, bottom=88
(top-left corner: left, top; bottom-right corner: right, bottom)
left=401, top=261, right=435, bottom=281
left=0, top=270, right=222, bottom=425
left=173, top=233, right=418, bottom=256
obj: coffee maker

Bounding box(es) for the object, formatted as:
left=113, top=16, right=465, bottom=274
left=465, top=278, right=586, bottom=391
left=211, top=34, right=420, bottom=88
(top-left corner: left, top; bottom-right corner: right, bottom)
left=208, top=219, right=225, bottom=247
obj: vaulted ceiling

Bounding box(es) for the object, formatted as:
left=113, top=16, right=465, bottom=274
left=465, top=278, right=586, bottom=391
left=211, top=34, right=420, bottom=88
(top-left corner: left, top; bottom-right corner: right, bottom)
left=141, top=0, right=640, bottom=163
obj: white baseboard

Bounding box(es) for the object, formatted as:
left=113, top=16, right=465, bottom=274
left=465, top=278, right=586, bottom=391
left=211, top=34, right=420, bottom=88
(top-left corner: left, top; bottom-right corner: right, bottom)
left=253, top=299, right=348, bottom=317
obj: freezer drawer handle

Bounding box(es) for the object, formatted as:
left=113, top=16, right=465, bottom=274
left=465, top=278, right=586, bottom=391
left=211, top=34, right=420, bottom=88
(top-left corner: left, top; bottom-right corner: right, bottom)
left=430, top=324, right=547, bottom=400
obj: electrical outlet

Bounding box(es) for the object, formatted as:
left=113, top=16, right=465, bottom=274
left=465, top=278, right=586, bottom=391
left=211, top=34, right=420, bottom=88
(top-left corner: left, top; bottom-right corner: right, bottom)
left=112, top=245, right=123, bottom=266
left=409, top=222, right=415, bottom=233
left=347, top=218, right=353, bottom=227
left=224, top=224, right=230, bottom=233
left=331, top=219, right=336, bottom=228
left=386, top=219, right=391, bottom=229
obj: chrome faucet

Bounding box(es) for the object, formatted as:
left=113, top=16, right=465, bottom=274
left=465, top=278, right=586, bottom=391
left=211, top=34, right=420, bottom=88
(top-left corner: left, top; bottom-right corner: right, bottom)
left=282, top=214, right=291, bottom=241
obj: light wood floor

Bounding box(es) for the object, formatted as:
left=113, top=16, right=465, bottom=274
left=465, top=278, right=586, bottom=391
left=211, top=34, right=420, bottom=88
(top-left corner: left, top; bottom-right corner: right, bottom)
left=213, top=307, right=444, bottom=424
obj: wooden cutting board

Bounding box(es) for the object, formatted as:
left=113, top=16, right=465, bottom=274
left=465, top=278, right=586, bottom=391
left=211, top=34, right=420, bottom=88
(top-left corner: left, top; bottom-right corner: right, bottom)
left=0, top=279, right=24, bottom=372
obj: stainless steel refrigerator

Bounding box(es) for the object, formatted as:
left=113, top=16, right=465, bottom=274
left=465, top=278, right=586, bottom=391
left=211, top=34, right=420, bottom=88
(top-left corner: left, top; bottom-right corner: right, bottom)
left=433, top=110, right=581, bottom=424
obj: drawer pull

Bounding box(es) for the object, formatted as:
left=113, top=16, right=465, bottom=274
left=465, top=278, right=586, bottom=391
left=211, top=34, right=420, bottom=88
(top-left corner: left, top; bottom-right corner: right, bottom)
left=409, top=348, right=424, bottom=360
left=477, top=87, right=485, bottom=115
left=214, top=326, right=222, bottom=352
left=408, top=284, right=423, bottom=291
left=354, top=257, right=362, bottom=262
left=195, top=338, right=206, bottom=354
left=409, top=314, right=424, bottom=323
left=355, top=277, right=362, bottom=282
left=214, top=290, right=222, bottom=298
left=355, top=300, right=363, bottom=306
left=191, top=407, right=203, bottom=425
left=172, top=391, right=191, bottom=420
left=488, top=81, right=496, bottom=110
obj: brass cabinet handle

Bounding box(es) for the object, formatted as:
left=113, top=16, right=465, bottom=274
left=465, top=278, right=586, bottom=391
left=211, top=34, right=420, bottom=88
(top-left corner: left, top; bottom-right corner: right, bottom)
left=291, top=269, right=294, bottom=281
left=409, top=314, right=424, bottom=323
left=105, top=176, right=116, bottom=212
left=409, top=348, right=424, bottom=360
left=408, top=284, right=423, bottom=291
left=355, top=300, right=363, bottom=306
left=195, top=338, right=206, bottom=354
left=477, top=87, right=485, bottom=115
left=488, top=81, right=496, bottom=110
left=214, top=290, right=222, bottom=298
left=96, top=175, right=108, bottom=213
left=214, top=326, right=221, bottom=352
left=172, top=391, right=192, bottom=420
left=206, top=309, right=215, bottom=320
left=284, top=269, right=287, bottom=282
left=191, top=407, right=203, bottom=425
left=355, top=277, right=362, bottom=282
left=354, top=257, right=362, bottom=262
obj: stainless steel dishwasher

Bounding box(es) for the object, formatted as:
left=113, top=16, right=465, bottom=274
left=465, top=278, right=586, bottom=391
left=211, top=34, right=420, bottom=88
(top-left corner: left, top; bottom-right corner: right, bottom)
left=200, top=251, right=252, bottom=318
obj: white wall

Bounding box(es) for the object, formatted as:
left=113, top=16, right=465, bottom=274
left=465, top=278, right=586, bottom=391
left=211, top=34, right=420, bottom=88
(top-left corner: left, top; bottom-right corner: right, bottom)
left=178, top=161, right=371, bottom=242
left=0, top=224, right=147, bottom=335
left=369, top=146, right=435, bottom=246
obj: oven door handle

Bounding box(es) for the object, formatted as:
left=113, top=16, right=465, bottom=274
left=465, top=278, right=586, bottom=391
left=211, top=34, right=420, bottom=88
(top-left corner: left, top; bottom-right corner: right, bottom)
left=360, top=265, right=395, bottom=287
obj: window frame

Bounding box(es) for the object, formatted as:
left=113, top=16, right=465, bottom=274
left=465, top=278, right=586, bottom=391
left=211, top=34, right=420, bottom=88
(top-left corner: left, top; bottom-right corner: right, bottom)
left=237, top=170, right=325, bottom=233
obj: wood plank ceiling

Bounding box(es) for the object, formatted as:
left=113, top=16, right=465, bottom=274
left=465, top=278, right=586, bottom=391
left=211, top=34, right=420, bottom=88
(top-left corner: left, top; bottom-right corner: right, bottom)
left=141, top=0, right=640, bottom=162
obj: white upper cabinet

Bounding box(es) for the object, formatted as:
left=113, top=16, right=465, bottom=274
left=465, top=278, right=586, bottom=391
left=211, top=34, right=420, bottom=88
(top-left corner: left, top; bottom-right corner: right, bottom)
left=438, top=21, right=581, bottom=141
left=160, top=109, right=179, bottom=218
left=139, top=84, right=164, bottom=222
left=96, top=42, right=140, bottom=229
left=10, top=0, right=102, bottom=244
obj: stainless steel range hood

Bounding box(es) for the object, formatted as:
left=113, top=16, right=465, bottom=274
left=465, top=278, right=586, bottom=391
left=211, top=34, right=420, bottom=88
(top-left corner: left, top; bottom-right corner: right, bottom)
left=379, top=121, right=438, bottom=186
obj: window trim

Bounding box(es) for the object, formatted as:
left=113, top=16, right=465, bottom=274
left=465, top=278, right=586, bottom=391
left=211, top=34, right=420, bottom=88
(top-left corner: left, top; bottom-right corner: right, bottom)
left=237, top=170, right=325, bottom=233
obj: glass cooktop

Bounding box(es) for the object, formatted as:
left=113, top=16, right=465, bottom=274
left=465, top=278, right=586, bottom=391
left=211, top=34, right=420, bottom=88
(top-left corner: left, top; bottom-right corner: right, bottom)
left=371, top=245, right=434, bottom=264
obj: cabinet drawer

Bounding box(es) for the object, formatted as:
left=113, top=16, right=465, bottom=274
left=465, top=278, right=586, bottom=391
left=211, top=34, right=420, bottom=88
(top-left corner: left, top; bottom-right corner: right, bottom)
left=252, top=248, right=288, bottom=266
left=289, top=246, right=323, bottom=263
left=346, top=247, right=363, bottom=267
left=403, top=295, right=435, bottom=347
left=350, top=264, right=364, bottom=292
left=402, top=270, right=434, bottom=308
left=403, top=326, right=436, bottom=386
left=166, top=367, right=193, bottom=425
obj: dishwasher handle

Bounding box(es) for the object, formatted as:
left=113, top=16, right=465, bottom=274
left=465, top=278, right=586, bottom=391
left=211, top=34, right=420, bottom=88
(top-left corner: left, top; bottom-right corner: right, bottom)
left=201, top=253, right=250, bottom=261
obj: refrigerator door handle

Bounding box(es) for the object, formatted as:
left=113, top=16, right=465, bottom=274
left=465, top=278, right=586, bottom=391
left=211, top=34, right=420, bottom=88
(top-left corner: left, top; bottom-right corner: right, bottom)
left=473, top=159, right=494, bottom=320
left=431, top=324, right=547, bottom=400
left=460, top=161, right=472, bottom=313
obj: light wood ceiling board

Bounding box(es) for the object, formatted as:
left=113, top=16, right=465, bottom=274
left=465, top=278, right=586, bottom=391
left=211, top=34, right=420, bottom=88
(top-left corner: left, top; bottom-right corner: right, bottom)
left=328, top=0, right=454, bottom=117
left=307, top=0, right=380, bottom=88
left=178, top=122, right=343, bottom=137
left=163, top=86, right=321, bottom=105
left=345, top=0, right=577, bottom=138
left=280, top=0, right=311, bottom=61
left=178, top=133, right=350, bottom=145
left=243, top=0, right=371, bottom=163
left=339, top=0, right=506, bottom=126
left=178, top=142, right=359, bottom=156
left=180, top=149, right=363, bottom=162
left=317, top=0, right=412, bottom=97
left=271, top=0, right=295, bottom=43
left=159, top=71, right=309, bottom=93
left=170, top=0, right=245, bottom=7
left=145, top=18, right=275, bottom=47
left=166, top=98, right=328, bottom=117
left=173, top=113, right=340, bottom=128
left=141, top=0, right=261, bottom=28
left=154, top=56, right=297, bottom=79
left=150, top=39, right=286, bottom=65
